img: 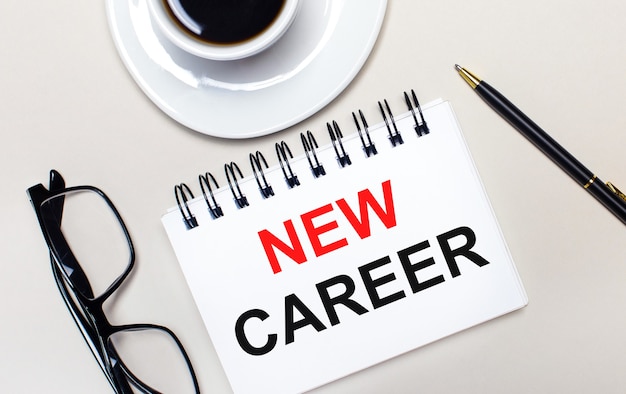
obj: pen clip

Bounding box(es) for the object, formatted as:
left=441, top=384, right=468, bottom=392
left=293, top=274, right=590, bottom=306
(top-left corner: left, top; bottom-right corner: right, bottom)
left=607, top=182, right=626, bottom=202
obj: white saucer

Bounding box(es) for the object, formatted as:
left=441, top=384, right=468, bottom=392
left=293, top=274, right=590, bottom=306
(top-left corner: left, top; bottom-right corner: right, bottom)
left=105, top=0, right=387, bottom=139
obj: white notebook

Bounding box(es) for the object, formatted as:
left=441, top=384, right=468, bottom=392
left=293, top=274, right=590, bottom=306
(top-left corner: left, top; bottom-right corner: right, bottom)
left=162, top=96, right=527, bottom=394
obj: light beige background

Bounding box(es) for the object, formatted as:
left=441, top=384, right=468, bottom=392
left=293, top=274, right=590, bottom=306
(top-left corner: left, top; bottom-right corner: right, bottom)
left=2, top=1, right=626, bottom=393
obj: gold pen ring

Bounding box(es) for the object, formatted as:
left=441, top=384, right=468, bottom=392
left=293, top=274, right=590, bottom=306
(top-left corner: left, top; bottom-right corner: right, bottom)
left=583, top=175, right=597, bottom=189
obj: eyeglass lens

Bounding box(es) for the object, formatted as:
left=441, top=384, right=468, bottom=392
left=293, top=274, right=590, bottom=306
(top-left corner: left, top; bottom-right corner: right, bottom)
left=109, top=327, right=199, bottom=393
left=41, top=189, right=131, bottom=300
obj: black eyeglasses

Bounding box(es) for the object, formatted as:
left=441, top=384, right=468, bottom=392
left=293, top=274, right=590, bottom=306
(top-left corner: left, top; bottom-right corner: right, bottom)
left=27, top=170, right=200, bottom=394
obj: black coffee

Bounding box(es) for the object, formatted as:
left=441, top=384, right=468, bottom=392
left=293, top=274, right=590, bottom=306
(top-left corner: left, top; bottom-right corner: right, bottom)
left=166, top=0, right=286, bottom=45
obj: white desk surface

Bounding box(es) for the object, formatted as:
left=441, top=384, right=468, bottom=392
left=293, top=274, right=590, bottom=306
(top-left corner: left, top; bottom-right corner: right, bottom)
left=3, top=1, right=626, bottom=393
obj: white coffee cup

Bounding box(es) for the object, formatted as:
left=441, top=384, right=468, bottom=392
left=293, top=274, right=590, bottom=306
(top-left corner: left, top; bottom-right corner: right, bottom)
left=148, top=0, right=300, bottom=61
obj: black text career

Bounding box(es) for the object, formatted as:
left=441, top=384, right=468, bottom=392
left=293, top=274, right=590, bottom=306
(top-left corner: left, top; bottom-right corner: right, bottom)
left=236, top=181, right=491, bottom=356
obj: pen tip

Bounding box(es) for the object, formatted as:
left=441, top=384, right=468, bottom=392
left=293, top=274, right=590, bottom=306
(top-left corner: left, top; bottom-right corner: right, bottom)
left=455, top=65, right=480, bottom=89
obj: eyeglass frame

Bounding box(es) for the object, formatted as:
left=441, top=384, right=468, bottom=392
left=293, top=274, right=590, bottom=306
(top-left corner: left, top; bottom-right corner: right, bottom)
left=27, top=170, right=200, bottom=394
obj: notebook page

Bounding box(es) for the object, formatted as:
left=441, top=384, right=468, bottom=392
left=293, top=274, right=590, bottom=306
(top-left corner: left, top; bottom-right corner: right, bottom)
left=162, top=100, right=527, bottom=394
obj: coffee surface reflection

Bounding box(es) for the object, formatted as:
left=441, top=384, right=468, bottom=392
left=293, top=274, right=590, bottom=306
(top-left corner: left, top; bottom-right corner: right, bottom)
left=165, top=0, right=286, bottom=45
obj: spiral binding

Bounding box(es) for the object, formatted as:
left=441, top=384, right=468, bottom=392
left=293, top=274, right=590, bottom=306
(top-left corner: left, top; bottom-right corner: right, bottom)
left=352, top=109, right=377, bottom=157
left=174, top=183, right=198, bottom=230
left=328, top=121, right=351, bottom=168
left=199, top=172, right=223, bottom=219
left=174, top=90, right=429, bottom=229
left=301, top=130, right=326, bottom=178
left=378, top=98, right=403, bottom=147
left=276, top=141, right=300, bottom=189
left=250, top=151, right=275, bottom=199
left=405, top=89, right=429, bottom=136
left=225, top=162, right=249, bottom=209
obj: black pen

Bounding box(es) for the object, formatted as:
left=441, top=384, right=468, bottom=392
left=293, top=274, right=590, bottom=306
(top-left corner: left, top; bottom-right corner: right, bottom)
left=455, top=64, right=626, bottom=225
